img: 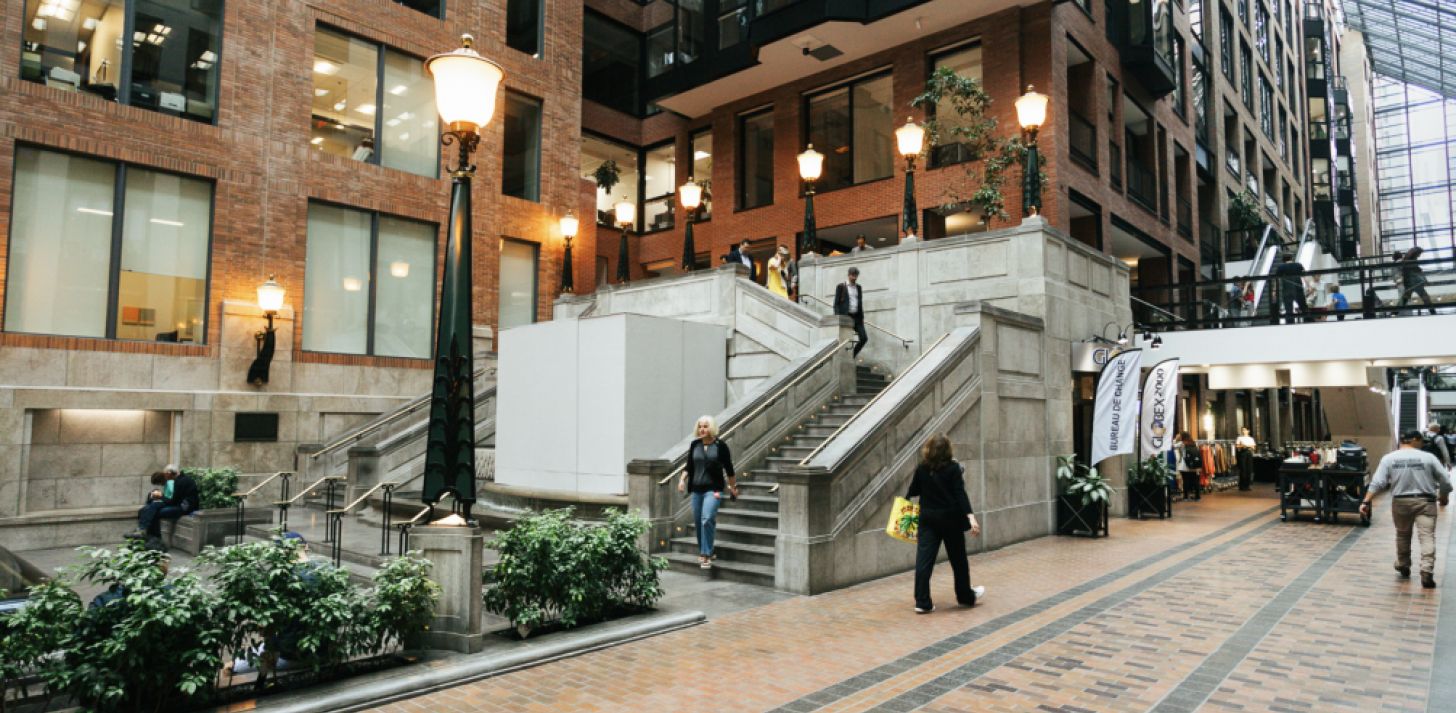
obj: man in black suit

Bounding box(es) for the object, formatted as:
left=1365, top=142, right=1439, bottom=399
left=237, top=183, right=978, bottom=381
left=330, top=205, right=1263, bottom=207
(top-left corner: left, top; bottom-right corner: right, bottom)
left=833, top=267, right=868, bottom=357
left=1271, top=252, right=1307, bottom=324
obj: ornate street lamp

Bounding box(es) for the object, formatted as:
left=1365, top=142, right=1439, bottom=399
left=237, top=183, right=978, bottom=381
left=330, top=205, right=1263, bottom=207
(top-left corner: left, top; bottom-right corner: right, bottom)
left=614, top=196, right=636, bottom=283
left=559, top=210, right=578, bottom=294
left=895, top=117, right=926, bottom=241
left=678, top=178, right=703, bottom=271
left=797, top=144, right=824, bottom=255
left=421, top=34, right=504, bottom=518
left=1015, top=84, right=1049, bottom=218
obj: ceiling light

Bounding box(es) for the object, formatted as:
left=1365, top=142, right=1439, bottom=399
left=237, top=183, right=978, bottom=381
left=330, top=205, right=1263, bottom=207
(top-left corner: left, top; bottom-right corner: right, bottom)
left=314, top=60, right=338, bottom=75
left=398, top=133, right=409, bottom=141
left=385, top=118, right=401, bottom=127
left=314, top=88, right=329, bottom=97
left=397, top=111, right=413, bottom=121
left=310, top=137, right=324, bottom=145
left=31, top=18, right=46, bottom=31
left=149, top=218, right=184, bottom=227
left=356, top=103, right=375, bottom=115
left=76, top=207, right=113, bottom=216
left=333, top=100, right=346, bottom=111
left=389, top=84, right=408, bottom=95
left=693, top=150, right=711, bottom=160
left=342, top=277, right=363, bottom=292
left=389, top=261, right=410, bottom=278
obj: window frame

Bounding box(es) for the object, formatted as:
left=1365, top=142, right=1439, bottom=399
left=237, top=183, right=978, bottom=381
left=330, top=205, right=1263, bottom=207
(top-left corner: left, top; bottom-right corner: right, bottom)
left=801, top=68, right=896, bottom=193
left=737, top=106, right=775, bottom=212
left=3, top=143, right=217, bottom=343
left=19, top=0, right=226, bottom=125
left=640, top=139, right=678, bottom=234
left=392, top=0, right=444, bottom=18
left=505, top=0, right=544, bottom=57
left=301, top=198, right=439, bottom=359
left=497, top=236, right=540, bottom=330
left=689, top=128, right=713, bottom=221
left=926, top=40, right=985, bottom=169
left=312, top=24, right=440, bottom=180
left=501, top=89, right=543, bottom=202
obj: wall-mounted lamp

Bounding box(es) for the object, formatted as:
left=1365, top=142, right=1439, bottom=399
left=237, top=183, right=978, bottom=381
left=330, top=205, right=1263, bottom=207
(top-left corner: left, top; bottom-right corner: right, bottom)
left=249, top=275, right=285, bottom=386
left=560, top=209, right=578, bottom=293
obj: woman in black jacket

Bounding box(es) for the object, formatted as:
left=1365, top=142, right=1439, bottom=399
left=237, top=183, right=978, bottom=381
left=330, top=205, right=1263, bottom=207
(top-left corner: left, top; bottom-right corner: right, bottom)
left=677, top=416, right=738, bottom=569
left=906, top=434, right=983, bottom=613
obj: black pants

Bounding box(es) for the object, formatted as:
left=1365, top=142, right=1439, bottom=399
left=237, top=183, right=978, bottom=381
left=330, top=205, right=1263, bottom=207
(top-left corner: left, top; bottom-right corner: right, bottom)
left=913, top=515, right=973, bottom=609
left=1181, top=471, right=1202, bottom=500
left=1237, top=449, right=1253, bottom=491
left=851, top=313, right=868, bottom=357
left=137, top=501, right=185, bottom=537
left=1279, top=288, right=1307, bottom=324
left=1400, top=285, right=1436, bottom=315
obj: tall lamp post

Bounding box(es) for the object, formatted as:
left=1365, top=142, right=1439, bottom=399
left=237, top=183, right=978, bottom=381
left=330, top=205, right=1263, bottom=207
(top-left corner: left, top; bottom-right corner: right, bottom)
left=614, top=196, right=635, bottom=283
left=1015, top=85, right=1049, bottom=218
left=679, top=178, right=702, bottom=271
left=420, top=35, right=503, bottom=518
left=895, top=117, right=925, bottom=241
left=797, top=144, right=823, bottom=255
left=559, top=210, right=578, bottom=293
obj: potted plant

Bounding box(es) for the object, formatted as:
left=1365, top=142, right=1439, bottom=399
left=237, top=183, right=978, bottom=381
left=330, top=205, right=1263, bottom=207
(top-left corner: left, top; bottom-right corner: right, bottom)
left=1055, top=455, right=1111, bottom=537
left=1127, top=455, right=1173, bottom=520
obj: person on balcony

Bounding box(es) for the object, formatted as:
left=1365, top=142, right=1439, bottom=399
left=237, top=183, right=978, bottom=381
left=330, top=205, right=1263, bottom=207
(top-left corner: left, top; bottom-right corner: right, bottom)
left=905, top=434, right=984, bottom=614
left=1272, top=253, right=1308, bottom=324
left=1398, top=246, right=1437, bottom=316
left=834, top=267, right=868, bottom=358
left=677, top=416, right=738, bottom=570
left=1361, top=431, right=1452, bottom=589
left=767, top=245, right=790, bottom=299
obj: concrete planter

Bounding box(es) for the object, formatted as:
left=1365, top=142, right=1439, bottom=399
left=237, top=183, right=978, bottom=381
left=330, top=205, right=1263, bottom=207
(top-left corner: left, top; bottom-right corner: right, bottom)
left=171, top=507, right=272, bottom=555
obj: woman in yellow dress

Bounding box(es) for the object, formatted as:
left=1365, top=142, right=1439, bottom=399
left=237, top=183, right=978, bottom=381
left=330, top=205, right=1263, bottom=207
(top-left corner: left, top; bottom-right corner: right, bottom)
left=766, top=245, right=790, bottom=299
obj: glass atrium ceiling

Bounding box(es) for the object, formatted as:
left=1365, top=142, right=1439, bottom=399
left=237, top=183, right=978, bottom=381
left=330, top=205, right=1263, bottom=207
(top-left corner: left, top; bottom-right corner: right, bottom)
left=1344, top=0, right=1456, bottom=99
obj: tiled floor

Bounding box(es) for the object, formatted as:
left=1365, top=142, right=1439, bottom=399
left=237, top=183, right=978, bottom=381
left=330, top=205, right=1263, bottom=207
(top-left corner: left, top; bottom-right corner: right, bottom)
left=367, top=491, right=1453, bottom=713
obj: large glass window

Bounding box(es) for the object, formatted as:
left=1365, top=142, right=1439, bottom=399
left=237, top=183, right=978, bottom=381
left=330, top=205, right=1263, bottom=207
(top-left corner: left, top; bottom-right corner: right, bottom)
left=718, top=0, right=747, bottom=49
left=739, top=109, right=774, bottom=210
left=5, top=147, right=211, bottom=342
left=930, top=44, right=984, bottom=167
left=805, top=73, right=893, bottom=192
left=643, top=143, right=676, bottom=232
left=584, top=11, right=640, bottom=116
left=506, top=0, right=543, bottom=57
left=1259, top=75, right=1273, bottom=136
left=581, top=134, right=640, bottom=227
left=498, top=238, right=539, bottom=331
left=1240, top=42, right=1253, bottom=109
left=312, top=28, right=438, bottom=178
left=676, top=0, right=705, bottom=66
left=691, top=130, right=713, bottom=219
left=647, top=24, right=674, bottom=78
left=502, top=92, right=542, bottom=201
left=20, top=0, right=222, bottom=123
left=1220, top=7, right=1235, bottom=80
left=1172, top=35, right=1186, bottom=120
left=304, top=203, right=435, bottom=358
left=1255, top=2, right=1269, bottom=62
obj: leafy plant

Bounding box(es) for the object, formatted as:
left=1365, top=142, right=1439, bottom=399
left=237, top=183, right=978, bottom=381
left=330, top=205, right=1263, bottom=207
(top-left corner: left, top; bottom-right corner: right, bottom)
left=366, top=553, right=440, bottom=653
left=185, top=465, right=240, bottom=510
left=910, top=68, right=1037, bottom=225
left=485, top=509, right=666, bottom=638
left=592, top=160, right=621, bottom=196
left=1127, top=455, right=1171, bottom=487
left=47, top=544, right=225, bottom=711
left=1055, top=455, right=1114, bottom=507
left=1228, top=189, right=1265, bottom=231
left=0, top=577, right=80, bottom=711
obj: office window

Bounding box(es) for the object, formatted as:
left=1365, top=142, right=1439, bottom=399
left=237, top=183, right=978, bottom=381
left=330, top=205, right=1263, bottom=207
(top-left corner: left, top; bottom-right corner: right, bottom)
left=930, top=44, right=984, bottom=167
left=677, top=0, right=705, bottom=66
left=1189, top=0, right=1204, bottom=40
left=1237, top=0, right=1247, bottom=25
left=312, top=28, right=438, bottom=178
left=5, top=147, right=211, bottom=342
left=498, top=239, right=539, bottom=331
left=1255, top=3, right=1269, bottom=62
left=643, top=143, right=676, bottom=232
left=805, top=73, right=893, bottom=191
left=1305, top=37, right=1325, bottom=80
left=20, top=0, right=223, bottom=123
left=1259, top=76, right=1273, bottom=136
left=502, top=92, right=542, bottom=201
left=581, top=134, right=640, bottom=226
left=393, top=0, right=442, bottom=16
left=719, top=0, right=747, bottom=49
left=647, top=25, right=673, bottom=78
left=691, top=130, right=713, bottom=219
left=584, top=12, right=640, bottom=115
left=1240, top=42, right=1253, bottom=109
left=1172, top=36, right=1186, bottom=120
left=739, top=109, right=774, bottom=210
left=1220, top=7, right=1235, bottom=80
left=304, top=203, right=435, bottom=358
left=506, top=0, right=543, bottom=57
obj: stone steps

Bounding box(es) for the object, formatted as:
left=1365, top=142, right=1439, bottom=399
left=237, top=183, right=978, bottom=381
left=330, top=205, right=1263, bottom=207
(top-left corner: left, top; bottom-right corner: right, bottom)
left=662, top=553, right=776, bottom=585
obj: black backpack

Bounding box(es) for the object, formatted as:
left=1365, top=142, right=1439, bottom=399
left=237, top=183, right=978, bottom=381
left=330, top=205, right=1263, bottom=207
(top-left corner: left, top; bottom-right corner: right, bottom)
left=1183, top=445, right=1203, bottom=470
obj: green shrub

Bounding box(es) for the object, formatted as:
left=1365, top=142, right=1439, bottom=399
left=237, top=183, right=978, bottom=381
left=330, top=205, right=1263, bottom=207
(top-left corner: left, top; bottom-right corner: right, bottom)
left=367, top=553, right=441, bottom=652
left=1128, top=455, right=1172, bottom=487
left=1055, top=455, right=1114, bottom=507
left=485, top=509, right=665, bottom=638
left=0, top=577, right=81, bottom=709
left=185, top=466, right=241, bottom=510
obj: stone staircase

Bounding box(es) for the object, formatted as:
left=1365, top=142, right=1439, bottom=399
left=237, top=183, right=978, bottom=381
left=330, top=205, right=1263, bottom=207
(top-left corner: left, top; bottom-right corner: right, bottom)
left=662, top=364, right=891, bottom=586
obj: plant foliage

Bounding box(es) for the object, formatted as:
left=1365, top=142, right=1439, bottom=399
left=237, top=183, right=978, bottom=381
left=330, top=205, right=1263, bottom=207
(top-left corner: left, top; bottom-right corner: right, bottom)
left=910, top=67, right=1036, bottom=225
left=484, top=509, right=666, bottom=637
left=1128, top=455, right=1172, bottom=487
left=592, top=160, right=621, bottom=196
left=1227, top=189, right=1265, bottom=231
left=1055, top=454, right=1114, bottom=507
left=185, top=465, right=240, bottom=510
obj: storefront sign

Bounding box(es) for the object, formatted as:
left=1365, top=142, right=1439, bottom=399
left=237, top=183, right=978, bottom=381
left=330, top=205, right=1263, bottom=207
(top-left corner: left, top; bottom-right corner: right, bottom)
left=1091, top=349, right=1142, bottom=466
left=1140, top=358, right=1181, bottom=455
left=1072, top=342, right=1123, bottom=372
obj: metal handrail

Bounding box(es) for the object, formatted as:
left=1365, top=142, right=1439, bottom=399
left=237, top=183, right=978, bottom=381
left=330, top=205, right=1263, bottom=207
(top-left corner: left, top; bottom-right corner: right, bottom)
left=277, top=474, right=345, bottom=506
left=1130, top=296, right=1180, bottom=322
left=233, top=471, right=292, bottom=543
left=326, top=471, right=427, bottom=562
left=232, top=471, right=289, bottom=499
left=800, top=294, right=914, bottom=348
left=395, top=492, right=457, bottom=557
left=310, top=366, right=495, bottom=460
left=656, top=339, right=854, bottom=486
left=797, top=332, right=951, bottom=466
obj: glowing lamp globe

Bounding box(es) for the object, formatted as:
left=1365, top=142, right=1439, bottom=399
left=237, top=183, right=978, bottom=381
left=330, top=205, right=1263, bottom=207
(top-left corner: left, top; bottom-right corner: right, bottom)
left=797, top=144, right=824, bottom=182
left=614, top=197, right=636, bottom=227
left=679, top=178, right=703, bottom=210
left=895, top=117, right=926, bottom=159
left=1015, top=85, right=1049, bottom=131
left=560, top=210, right=579, bottom=239
left=425, top=35, right=505, bottom=133
left=256, top=276, right=285, bottom=314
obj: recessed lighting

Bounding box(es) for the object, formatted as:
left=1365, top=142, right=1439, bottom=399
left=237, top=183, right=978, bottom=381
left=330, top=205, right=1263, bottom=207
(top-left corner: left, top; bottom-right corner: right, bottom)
left=693, top=150, right=711, bottom=160
left=385, top=118, right=400, bottom=127
left=314, top=88, right=329, bottom=97
left=397, top=111, right=413, bottom=121
left=314, top=60, right=338, bottom=75
left=389, top=261, right=410, bottom=278
left=342, top=277, right=363, bottom=292
left=356, top=104, right=375, bottom=115
left=389, top=84, right=408, bottom=95
left=149, top=218, right=184, bottom=227
left=310, top=137, right=324, bottom=145
left=76, top=207, right=113, bottom=217
left=398, top=133, right=410, bottom=141
left=31, top=18, right=46, bottom=31
left=333, top=100, right=346, bottom=111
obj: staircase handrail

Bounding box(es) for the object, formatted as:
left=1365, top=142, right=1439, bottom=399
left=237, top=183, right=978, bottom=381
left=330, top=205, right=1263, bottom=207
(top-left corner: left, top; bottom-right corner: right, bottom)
left=393, top=492, right=458, bottom=558
left=1245, top=223, right=1285, bottom=311
left=800, top=294, right=914, bottom=348
left=276, top=474, right=346, bottom=506
left=326, top=472, right=426, bottom=563
left=232, top=471, right=291, bottom=499
left=232, top=471, right=292, bottom=542
left=368, top=386, right=499, bottom=457
left=657, top=337, right=854, bottom=486
left=309, top=366, right=495, bottom=461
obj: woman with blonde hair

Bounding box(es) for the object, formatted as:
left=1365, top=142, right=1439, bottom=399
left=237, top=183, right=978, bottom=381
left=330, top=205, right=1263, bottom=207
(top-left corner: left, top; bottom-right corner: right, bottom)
left=677, top=415, right=738, bottom=569
left=905, top=434, right=983, bottom=613
left=766, top=245, right=790, bottom=299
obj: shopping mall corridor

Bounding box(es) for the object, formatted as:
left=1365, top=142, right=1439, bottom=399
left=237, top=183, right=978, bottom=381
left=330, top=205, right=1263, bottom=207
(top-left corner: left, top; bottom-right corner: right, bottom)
left=370, top=491, right=1451, bottom=713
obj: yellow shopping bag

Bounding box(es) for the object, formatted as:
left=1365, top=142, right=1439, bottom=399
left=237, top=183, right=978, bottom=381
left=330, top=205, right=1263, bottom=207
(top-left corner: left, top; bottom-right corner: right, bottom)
left=885, top=496, right=919, bottom=543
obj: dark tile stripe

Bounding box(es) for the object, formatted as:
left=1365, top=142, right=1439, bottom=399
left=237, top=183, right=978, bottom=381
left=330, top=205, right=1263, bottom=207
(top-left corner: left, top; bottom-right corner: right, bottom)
left=765, top=506, right=1279, bottom=713
left=1429, top=512, right=1456, bottom=713
left=859, top=518, right=1312, bottom=713
left=1147, top=524, right=1366, bottom=713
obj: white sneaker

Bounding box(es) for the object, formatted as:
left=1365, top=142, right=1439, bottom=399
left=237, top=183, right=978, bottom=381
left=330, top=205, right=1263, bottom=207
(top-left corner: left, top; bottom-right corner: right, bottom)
left=972, top=585, right=986, bottom=600
left=914, top=605, right=935, bottom=614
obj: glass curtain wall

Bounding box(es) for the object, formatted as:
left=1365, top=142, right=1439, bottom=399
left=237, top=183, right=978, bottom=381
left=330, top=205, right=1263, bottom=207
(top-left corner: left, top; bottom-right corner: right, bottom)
left=581, top=134, right=640, bottom=226
left=1373, top=77, right=1456, bottom=254
left=584, top=12, right=640, bottom=115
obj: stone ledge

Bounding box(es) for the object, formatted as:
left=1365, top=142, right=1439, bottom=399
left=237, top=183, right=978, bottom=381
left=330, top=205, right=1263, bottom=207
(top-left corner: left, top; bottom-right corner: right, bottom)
left=227, top=608, right=705, bottom=713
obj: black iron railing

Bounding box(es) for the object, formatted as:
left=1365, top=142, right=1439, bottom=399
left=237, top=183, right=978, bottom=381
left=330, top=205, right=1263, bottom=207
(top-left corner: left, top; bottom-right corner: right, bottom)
left=1109, top=142, right=1123, bottom=190
left=1126, top=160, right=1157, bottom=212
left=1177, top=197, right=1193, bottom=238
left=1070, top=113, right=1098, bottom=172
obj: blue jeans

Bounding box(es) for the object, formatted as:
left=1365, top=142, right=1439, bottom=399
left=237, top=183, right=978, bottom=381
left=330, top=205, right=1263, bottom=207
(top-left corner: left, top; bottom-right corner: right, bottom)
left=690, top=490, right=722, bottom=556
left=138, top=501, right=185, bottom=537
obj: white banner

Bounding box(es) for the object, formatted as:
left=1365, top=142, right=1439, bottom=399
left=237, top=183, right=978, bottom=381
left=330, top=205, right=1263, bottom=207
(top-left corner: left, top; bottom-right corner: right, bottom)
left=1140, top=358, right=1181, bottom=455
left=1091, top=349, right=1143, bottom=466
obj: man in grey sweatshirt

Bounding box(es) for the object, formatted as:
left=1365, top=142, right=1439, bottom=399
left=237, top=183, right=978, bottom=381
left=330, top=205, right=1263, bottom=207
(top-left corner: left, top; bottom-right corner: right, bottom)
left=1362, top=431, right=1453, bottom=589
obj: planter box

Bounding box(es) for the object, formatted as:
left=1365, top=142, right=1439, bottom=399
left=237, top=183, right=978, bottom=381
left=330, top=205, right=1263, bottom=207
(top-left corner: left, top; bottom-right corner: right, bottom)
left=1128, top=482, right=1172, bottom=520
left=170, top=508, right=273, bottom=555
left=1056, top=495, right=1109, bottom=537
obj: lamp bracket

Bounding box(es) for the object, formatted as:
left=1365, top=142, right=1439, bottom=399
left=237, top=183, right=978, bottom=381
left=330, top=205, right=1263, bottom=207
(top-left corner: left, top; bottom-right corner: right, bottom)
left=442, top=130, right=482, bottom=176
